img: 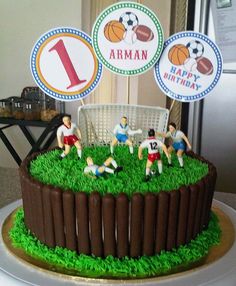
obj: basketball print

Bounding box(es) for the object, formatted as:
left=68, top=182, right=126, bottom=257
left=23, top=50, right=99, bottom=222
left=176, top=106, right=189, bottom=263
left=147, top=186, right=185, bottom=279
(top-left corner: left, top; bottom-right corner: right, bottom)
left=168, top=44, right=190, bottom=65
left=184, top=57, right=197, bottom=72
left=133, top=25, right=154, bottom=42
left=104, top=20, right=126, bottom=43
left=196, top=57, right=214, bottom=75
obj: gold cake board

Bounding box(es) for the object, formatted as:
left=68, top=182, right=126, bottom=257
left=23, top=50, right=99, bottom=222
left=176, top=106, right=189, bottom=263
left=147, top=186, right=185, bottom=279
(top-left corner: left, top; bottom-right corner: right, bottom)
left=0, top=199, right=236, bottom=285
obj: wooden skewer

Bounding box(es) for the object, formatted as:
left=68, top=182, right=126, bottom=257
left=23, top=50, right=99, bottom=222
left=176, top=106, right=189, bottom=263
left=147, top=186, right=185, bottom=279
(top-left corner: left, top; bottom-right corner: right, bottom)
left=127, top=76, right=130, bottom=104
left=169, top=100, right=175, bottom=114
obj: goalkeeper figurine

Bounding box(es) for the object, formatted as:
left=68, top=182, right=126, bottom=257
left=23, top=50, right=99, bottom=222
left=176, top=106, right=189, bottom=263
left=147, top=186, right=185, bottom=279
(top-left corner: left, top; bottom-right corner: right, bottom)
left=110, top=116, right=142, bottom=155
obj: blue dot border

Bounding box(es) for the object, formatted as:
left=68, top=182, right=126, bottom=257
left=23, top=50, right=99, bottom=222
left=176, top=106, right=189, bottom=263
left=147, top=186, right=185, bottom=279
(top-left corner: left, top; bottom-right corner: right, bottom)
left=30, top=27, right=103, bottom=102
left=154, top=31, right=223, bottom=102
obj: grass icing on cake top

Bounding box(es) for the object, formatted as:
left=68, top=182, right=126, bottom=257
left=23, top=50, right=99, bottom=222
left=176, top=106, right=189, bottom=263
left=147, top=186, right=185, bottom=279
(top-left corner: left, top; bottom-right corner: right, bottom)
left=29, top=146, right=208, bottom=197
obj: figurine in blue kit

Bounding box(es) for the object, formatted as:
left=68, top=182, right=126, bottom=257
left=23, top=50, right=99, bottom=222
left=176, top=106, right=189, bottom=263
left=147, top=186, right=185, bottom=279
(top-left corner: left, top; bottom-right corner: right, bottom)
left=110, top=116, right=142, bottom=155
left=84, top=156, right=123, bottom=178
left=157, top=122, right=192, bottom=168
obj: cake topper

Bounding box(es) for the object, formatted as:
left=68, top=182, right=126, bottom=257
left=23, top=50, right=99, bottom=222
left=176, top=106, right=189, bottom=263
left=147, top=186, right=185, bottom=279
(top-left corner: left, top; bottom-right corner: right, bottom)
left=57, top=115, right=82, bottom=160
left=154, top=31, right=223, bottom=102
left=138, top=128, right=169, bottom=182
left=30, top=27, right=103, bottom=101
left=84, top=156, right=123, bottom=178
left=92, top=1, right=164, bottom=76
left=110, top=116, right=142, bottom=155
left=157, top=122, right=192, bottom=168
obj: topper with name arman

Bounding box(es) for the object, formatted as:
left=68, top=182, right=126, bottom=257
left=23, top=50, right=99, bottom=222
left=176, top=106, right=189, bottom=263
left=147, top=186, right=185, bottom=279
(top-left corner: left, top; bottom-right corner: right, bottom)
left=109, top=49, right=148, bottom=60
left=92, top=2, right=164, bottom=76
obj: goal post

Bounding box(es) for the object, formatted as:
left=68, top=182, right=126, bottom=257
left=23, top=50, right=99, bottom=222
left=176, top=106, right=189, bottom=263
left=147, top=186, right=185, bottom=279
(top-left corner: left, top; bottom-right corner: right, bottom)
left=78, top=104, right=169, bottom=146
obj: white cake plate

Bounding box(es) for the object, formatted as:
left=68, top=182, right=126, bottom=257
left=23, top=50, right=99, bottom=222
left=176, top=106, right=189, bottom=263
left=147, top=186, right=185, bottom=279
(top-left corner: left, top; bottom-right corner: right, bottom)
left=0, top=199, right=236, bottom=286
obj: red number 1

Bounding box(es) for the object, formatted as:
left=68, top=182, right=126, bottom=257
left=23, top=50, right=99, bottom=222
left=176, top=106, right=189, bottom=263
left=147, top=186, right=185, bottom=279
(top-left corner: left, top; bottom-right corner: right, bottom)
left=49, top=39, right=86, bottom=89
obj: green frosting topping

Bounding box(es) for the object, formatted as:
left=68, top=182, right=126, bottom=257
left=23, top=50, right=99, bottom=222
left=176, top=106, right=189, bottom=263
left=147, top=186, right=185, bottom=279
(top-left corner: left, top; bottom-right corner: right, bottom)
left=10, top=209, right=221, bottom=278
left=29, top=146, right=208, bottom=196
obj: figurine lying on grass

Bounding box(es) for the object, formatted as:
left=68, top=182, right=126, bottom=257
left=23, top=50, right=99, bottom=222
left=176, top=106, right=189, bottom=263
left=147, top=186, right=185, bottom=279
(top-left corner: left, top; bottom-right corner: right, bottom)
left=84, top=156, right=123, bottom=178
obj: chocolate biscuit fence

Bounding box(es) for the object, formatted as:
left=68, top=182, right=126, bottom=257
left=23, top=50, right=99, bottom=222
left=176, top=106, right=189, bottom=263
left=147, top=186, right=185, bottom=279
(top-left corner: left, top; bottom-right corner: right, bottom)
left=19, top=150, right=216, bottom=258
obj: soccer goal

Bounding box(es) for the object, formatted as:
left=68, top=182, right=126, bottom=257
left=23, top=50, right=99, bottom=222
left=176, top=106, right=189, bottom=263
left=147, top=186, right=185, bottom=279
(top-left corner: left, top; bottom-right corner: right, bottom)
left=77, top=104, right=169, bottom=146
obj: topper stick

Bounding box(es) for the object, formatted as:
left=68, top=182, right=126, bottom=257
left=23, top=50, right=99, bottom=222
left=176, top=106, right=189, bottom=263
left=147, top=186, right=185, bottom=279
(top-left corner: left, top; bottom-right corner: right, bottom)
left=169, top=100, right=176, bottom=114
left=127, top=76, right=130, bottom=104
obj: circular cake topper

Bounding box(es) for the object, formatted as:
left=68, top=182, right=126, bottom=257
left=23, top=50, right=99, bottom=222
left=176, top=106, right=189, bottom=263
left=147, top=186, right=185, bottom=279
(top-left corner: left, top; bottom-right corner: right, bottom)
left=154, top=31, right=223, bottom=102
left=30, top=27, right=103, bottom=101
left=92, top=1, right=164, bottom=76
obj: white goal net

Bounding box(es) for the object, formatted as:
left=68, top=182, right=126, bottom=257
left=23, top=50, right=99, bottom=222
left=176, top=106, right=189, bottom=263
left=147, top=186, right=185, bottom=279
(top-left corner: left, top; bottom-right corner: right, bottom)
left=78, top=104, right=169, bottom=146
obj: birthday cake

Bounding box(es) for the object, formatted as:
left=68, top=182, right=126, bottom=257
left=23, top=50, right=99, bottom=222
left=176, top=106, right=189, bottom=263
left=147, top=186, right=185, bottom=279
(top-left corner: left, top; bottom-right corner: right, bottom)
left=7, top=0, right=223, bottom=278
left=8, top=105, right=219, bottom=278
left=12, top=126, right=220, bottom=278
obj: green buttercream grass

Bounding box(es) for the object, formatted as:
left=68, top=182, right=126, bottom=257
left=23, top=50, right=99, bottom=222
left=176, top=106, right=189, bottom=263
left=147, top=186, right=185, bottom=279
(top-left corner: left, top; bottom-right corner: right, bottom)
left=10, top=209, right=221, bottom=278
left=29, top=146, right=208, bottom=196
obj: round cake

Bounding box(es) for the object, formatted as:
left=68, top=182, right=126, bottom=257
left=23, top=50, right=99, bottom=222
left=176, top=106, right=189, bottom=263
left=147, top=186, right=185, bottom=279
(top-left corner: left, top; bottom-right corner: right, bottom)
left=20, top=147, right=216, bottom=247
left=15, top=145, right=218, bottom=277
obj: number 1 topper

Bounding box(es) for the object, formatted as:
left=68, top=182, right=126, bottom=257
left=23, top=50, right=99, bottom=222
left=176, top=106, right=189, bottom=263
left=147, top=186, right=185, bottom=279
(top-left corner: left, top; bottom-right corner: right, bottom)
left=30, top=27, right=103, bottom=101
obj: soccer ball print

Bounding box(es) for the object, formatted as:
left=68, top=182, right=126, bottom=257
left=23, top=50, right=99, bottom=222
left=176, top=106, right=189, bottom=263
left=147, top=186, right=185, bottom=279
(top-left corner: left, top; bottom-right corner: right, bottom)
left=119, top=12, right=139, bottom=31
left=186, top=40, right=204, bottom=59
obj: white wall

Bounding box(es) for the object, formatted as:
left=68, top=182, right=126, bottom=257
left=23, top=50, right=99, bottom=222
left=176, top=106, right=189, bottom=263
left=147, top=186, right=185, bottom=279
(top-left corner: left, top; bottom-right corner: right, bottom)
left=0, top=0, right=82, bottom=168
left=137, top=0, right=171, bottom=107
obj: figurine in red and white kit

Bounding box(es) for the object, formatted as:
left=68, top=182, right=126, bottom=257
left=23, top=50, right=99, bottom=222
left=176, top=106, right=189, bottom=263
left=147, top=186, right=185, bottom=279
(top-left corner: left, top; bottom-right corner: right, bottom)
left=110, top=116, right=142, bottom=155
left=157, top=122, right=192, bottom=168
left=138, top=129, right=169, bottom=182
left=57, top=115, right=82, bottom=160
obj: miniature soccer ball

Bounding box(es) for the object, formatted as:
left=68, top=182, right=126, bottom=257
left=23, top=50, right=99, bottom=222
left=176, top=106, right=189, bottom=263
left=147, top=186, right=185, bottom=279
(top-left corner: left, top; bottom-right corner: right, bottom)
left=119, top=12, right=139, bottom=31
left=186, top=40, right=204, bottom=59
left=150, top=169, right=156, bottom=176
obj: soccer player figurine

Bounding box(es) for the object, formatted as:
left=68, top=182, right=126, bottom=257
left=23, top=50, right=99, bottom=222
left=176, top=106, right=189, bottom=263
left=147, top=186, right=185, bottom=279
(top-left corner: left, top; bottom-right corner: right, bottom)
left=110, top=116, right=142, bottom=155
left=57, top=115, right=82, bottom=160
left=84, top=156, right=123, bottom=178
left=138, top=128, right=169, bottom=182
left=157, top=122, right=192, bottom=168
